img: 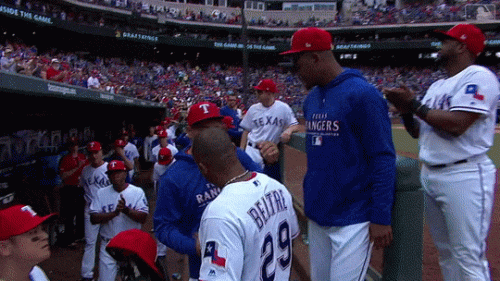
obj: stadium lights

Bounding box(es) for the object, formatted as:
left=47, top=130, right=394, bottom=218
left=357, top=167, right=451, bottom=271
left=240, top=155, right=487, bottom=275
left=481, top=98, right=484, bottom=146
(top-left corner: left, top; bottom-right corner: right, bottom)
left=496, top=52, right=500, bottom=58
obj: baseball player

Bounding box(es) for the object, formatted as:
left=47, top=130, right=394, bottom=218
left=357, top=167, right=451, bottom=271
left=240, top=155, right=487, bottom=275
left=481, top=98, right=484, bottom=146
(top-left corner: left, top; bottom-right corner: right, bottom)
left=118, top=130, right=140, bottom=181
left=152, top=147, right=175, bottom=260
left=0, top=205, right=56, bottom=281
left=281, top=27, right=396, bottom=280
left=384, top=24, right=499, bottom=280
left=80, top=141, right=111, bottom=281
left=143, top=125, right=158, bottom=169
left=90, top=160, right=149, bottom=281
left=240, top=78, right=300, bottom=182
left=151, top=130, right=178, bottom=163
left=152, top=147, right=175, bottom=193
left=108, top=139, right=135, bottom=183
left=220, top=94, right=243, bottom=145
left=193, top=127, right=299, bottom=281
left=154, top=101, right=263, bottom=281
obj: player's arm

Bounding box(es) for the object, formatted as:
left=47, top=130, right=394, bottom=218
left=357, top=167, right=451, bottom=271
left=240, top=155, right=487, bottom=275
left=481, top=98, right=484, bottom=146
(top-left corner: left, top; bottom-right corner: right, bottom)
left=280, top=124, right=302, bottom=143
left=90, top=209, right=120, bottom=225
left=356, top=88, right=396, bottom=236
left=118, top=193, right=149, bottom=224
left=115, top=147, right=134, bottom=171
left=239, top=130, right=249, bottom=150
left=400, top=113, right=420, bottom=139
left=412, top=107, right=480, bottom=137
left=199, top=218, right=243, bottom=281
left=153, top=175, right=198, bottom=256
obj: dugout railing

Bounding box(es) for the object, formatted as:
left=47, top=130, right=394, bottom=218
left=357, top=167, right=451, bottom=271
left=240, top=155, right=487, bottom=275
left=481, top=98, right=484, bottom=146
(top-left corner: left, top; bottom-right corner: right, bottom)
left=281, top=133, right=424, bottom=281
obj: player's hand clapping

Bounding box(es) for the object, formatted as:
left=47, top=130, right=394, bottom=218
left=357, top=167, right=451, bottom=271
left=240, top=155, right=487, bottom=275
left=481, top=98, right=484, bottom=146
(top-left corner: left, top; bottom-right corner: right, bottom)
left=382, top=84, right=416, bottom=114
left=116, top=194, right=129, bottom=215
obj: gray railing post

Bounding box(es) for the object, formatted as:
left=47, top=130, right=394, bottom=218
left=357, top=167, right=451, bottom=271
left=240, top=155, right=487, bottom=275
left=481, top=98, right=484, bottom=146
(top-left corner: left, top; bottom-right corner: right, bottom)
left=382, top=156, right=424, bottom=281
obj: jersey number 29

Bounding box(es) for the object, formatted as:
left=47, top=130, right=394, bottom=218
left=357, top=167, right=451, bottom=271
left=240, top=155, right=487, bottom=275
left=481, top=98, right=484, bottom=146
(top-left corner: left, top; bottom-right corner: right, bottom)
left=260, top=220, right=291, bottom=281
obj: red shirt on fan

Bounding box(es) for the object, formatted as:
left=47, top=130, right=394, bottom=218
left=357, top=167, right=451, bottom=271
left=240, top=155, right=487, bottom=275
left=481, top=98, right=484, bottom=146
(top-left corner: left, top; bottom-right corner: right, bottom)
left=59, top=153, right=87, bottom=186
left=46, top=67, right=64, bottom=82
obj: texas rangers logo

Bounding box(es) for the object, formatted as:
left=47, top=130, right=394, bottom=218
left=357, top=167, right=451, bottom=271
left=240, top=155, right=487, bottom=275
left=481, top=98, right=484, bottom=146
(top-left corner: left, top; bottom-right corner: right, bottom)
left=204, top=241, right=227, bottom=268
left=199, top=103, right=211, bottom=114
left=21, top=205, right=37, bottom=217
left=465, top=84, right=484, bottom=101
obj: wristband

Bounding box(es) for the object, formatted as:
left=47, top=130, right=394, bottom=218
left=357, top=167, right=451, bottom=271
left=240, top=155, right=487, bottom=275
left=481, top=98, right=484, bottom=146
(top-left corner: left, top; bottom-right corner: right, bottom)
left=410, top=98, right=431, bottom=118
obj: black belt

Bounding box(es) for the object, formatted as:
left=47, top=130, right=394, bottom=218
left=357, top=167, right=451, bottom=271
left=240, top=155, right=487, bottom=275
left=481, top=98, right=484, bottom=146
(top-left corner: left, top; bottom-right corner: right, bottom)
left=247, top=141, right=258, bottom=148
left=428, top=159, right=468, bottom=168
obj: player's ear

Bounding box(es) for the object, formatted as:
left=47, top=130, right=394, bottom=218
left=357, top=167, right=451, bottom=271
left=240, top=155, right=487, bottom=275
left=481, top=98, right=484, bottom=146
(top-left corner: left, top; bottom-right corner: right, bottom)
left=0, top=239, right=14, bottom=257
left=196, top=161, right=209, bottom=177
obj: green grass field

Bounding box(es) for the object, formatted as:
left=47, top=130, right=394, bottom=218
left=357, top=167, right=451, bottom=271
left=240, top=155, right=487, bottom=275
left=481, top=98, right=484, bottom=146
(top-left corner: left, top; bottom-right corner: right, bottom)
left=392, top=125, right=500, bottom=167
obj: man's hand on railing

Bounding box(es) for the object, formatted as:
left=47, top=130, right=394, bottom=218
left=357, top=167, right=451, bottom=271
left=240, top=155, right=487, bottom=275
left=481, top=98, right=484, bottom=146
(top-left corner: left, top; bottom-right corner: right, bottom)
left=259, top=141, right=279, bottom=165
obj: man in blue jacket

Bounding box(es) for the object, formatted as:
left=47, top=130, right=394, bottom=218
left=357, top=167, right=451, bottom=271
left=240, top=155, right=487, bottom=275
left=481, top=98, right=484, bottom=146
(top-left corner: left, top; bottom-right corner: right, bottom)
left=153, top=101, right=265, bottom=281
left=281, top=27, right=396, bottom=281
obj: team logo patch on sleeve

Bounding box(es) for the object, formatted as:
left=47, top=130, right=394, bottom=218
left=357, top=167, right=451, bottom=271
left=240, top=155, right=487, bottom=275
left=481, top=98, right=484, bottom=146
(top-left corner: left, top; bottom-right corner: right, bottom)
left=465, top=84, right=484, bottom=100
left=204, top=241, right=227, bottom=268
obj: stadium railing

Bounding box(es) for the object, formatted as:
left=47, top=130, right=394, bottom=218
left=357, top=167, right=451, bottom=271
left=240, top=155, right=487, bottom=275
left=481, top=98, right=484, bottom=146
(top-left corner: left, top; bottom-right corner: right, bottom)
left=281, top=132, right=424, bottom=281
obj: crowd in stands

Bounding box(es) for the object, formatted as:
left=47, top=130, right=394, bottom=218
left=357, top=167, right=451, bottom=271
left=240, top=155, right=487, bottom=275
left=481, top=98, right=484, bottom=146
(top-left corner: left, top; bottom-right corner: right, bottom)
left=5, top=0, right=500, bottom=46
left=3, top=39, right=500, bottom=114
left=72, top=0, right=500, bottom=27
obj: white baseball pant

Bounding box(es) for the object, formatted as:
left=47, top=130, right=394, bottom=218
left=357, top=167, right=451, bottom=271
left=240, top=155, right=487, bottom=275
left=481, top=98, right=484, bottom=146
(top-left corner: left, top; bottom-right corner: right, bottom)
left=308, top=220, right=372, bottom=281
left=422, top=154, right=496, bottom=281
left=98, top=237, right=118, bottom=281
left=81, top=206, right=101, bottom=279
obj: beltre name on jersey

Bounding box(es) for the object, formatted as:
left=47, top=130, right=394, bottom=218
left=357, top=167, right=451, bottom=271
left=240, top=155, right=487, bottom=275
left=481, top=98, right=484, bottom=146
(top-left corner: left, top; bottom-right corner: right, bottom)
left=247, top=189, right=289, bottom=231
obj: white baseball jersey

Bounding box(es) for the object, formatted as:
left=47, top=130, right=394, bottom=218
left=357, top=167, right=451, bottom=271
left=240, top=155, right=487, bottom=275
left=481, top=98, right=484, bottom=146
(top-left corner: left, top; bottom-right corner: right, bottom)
left=152, top=160, right=176, bottom=189
left=30, top=266, right=50, bottom=281
left=418, top=65, right=500, bottom=165
left=89, top=184, right=149, bottom=239
left=80, top=162, right=110, bottom=205
left=240, top=100, right=298, bottom=145
left=124, top=142, right=140, bottom=178
left=199, top=172, right=299, bottom=281
left=143, top=135, right=158, bottom=162
left=167, top=124, right=178, bottom=141
left=151, top=144, right=178, bottom=163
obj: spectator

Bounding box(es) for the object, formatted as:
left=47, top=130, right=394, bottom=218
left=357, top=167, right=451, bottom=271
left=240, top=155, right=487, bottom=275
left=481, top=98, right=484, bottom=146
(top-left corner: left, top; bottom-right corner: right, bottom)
left=87, top=70, right=101, bottom=90
left=1, top=48, right=20, bottom=73
left=46, top=59, right=68, bottom=82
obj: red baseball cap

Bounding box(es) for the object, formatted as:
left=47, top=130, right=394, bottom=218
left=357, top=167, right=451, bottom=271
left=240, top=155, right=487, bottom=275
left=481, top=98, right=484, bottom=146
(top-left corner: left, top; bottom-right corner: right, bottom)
left=114, top=139, right=127, bottom=148
left=158, top=147, right=173, bottom=165
left=106, top=229, right=163, bottom=280
left=434, top=24, right=485, bottom=57
left=254, top=79, right=278, bottom=93
left=87, top=141, right=102, bottom=152
left=155, top=125, right=164, bottom=133
left=222, top=116, right=235, bottom=129
left=106, top=160, right=127, bottom=173
left=0, top=205, right=56, bottom=240
left=157, top=130, right=168, bottom=138
left=280, top=27, right=333, bottom=55
left=187, top=102, right=223, bottom=126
